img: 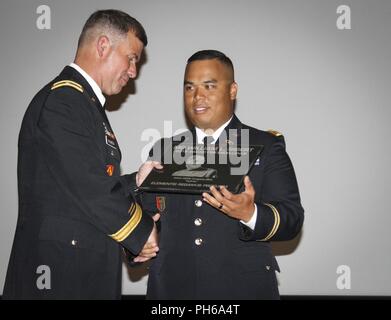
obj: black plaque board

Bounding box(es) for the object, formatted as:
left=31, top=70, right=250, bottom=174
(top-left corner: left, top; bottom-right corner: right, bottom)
left=139, top=143, right=263, bottom=194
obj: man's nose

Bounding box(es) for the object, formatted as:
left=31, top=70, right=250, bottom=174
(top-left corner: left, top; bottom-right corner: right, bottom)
left=127, top=63, right=137, bottom=79
left=194, top=86, right=205, bottom=99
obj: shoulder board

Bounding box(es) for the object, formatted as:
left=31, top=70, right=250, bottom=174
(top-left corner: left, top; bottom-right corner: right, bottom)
left=51, top=80, right=84, bottom=93
left=267, top=129, right=283, bottom=137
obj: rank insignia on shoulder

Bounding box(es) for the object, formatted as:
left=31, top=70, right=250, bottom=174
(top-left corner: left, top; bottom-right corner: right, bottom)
left=267, top=129, right=283, bottom=137
left=156, top=196, right=166, bottom=213
left=51, top=80, right=84, bottom=93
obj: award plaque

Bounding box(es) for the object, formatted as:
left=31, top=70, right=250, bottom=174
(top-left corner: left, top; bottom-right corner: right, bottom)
left=139, top=143, right=264, bottom=194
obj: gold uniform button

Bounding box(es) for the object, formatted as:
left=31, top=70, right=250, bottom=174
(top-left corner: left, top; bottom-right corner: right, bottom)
left=194, top=218, right=203, bottom=226
left=195, top=238, right=203, bottom=246
left=195, top=200, right=203, bottom=207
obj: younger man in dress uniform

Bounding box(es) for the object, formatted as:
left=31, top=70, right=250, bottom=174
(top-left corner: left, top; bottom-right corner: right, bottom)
left=141, top=50, right=305, bottom=299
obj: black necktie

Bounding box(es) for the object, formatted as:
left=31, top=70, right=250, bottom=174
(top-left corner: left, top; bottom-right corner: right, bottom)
left=203, top=136, right=215, bottom=146
left=203, top=136, right=215, bottom=165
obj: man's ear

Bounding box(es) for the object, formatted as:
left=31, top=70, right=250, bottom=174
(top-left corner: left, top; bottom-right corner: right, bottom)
left=230, top=81, right=238, bottom=100
left=96, top=35, right=110, bottom=58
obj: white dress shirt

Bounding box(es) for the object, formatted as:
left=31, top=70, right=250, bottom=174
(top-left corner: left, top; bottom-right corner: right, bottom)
left=69, top=63, right=106, bottom=107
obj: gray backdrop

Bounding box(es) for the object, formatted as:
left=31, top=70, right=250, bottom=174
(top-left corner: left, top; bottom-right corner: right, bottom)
left=1, top=0, right=390, bottom=296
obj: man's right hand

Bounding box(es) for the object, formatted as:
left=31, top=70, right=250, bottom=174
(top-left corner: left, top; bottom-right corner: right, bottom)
left=133, top=213, right=160, bottom=263
left=136, top=161, right=163, bottom=187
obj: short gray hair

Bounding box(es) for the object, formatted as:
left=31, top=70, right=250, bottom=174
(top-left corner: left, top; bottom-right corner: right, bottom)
left=77, top=9, right=148, bottom=48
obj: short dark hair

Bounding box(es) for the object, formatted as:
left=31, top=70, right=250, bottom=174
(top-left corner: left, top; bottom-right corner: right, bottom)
left=78, top=9, right=147, bottom=47
left=187, top=50, right=234, bottom=77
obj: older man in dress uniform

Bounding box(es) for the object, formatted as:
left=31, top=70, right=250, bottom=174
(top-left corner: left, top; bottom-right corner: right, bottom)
left=3, top=9, right=160, bottom=299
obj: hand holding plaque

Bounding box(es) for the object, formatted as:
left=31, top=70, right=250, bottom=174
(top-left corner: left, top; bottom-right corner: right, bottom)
left=139, top=143, right=263, bottom=194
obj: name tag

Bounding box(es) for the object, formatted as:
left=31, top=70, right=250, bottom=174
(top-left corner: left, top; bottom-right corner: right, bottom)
left=103, top=122, right=117, bottom=149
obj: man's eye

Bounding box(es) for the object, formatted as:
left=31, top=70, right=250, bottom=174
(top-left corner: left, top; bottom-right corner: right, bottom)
left=184, top=86, right=193, bottom=91
left=205, top=84, right=216, bottom=90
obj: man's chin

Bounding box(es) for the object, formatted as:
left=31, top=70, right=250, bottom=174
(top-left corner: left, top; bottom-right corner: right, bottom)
left=111, top=86, right=123, bottom=96
left=190, top=116, right=210, bottom=129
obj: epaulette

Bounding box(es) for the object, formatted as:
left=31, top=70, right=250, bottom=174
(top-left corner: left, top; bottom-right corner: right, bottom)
left=51, top=80, right=84, bottom=93
left=267, top=129, right=283, bottom=137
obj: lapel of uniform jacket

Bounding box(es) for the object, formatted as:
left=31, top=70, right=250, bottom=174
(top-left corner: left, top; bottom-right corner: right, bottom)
left=216, top=114, right=243, bottom=147
left=58, top=66, right=122, bottom=160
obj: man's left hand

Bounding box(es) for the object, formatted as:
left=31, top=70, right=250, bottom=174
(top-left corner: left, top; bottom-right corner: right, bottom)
left=202, top=176, right=256, bottom=222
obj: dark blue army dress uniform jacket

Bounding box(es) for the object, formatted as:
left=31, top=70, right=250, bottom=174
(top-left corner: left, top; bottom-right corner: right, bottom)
left=142, top=115, right=304, bottom=300
left=3, top=66, right=153, bottom=299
